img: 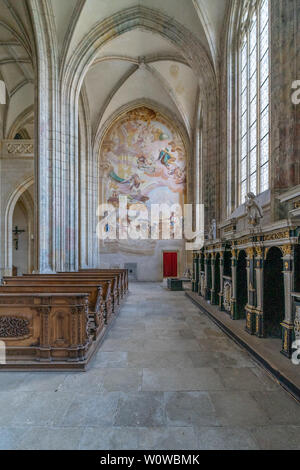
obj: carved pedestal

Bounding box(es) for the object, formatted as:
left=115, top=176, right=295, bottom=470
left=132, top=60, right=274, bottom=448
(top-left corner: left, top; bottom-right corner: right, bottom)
left=254, top=251, right=264, bottom=337
left=210, top=255, right=218, bottom=305
left=219, top=292, right=224, bottom=310
left=244, top=248, right=257, bottom=333
left=245, top=306, right=256, bottom=335
left=230, top=250, right=238, bottom=319
left=255, top=310, right=264, bottom=338
left=218, top=254, right=224, bottom=310
left=204, top=255, right=211, bottom=301
left=230, top=299, right=237, bottom=320
left=198, top=272, right=205, bottom=297
left=280, top=245, right=294, bottom=358
left=281, top=321, right=294, bottom=359
left=223, top=279, right=232, bottom=315
left=210, top=289, right=218, bottom=305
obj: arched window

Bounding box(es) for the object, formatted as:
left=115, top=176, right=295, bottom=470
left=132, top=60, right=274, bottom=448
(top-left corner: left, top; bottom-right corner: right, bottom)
left=239, top=0, right=270, bottom=203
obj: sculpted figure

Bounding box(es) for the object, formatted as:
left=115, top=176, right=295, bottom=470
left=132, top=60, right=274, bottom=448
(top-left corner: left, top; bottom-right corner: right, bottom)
left=246, top=192, right=263, bottom=226
left=208, top=219, right=217, bottom=240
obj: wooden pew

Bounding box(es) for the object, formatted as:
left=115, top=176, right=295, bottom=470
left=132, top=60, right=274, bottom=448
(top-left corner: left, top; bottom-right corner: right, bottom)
left=3, top=276, right=115, bottom=323
left=20, top=269, right=128, bottom=299
left=0, top=292, right=93, bottom=368
left=79, top=269, right=128, bottom=296
left=0, top=284, right=105, bottom=340
left=58, top=271, right=124, bottom=301
left=0, top=269, right=128, bottom=370
left=18, top=272, right=121, bottom=307
left=57, top=272, right=122, bottom=307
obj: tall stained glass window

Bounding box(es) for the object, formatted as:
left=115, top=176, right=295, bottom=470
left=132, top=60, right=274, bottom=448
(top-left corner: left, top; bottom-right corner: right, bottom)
left=239, top=0, right=270, bottom=203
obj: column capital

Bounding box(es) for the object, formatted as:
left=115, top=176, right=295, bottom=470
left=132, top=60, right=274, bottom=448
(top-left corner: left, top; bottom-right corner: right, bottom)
left=280, top=244, right=293, bottom=257
left=255, top=246, right=263, bottom=258
left=246, top=247, right=255, bottom=258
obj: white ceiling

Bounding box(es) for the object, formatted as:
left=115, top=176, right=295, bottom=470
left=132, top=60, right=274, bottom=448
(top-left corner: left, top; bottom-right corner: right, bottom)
left=0, top=0, right=229, bottom=139
left=65, top=0, right=229, bottom=142
left=0, top=0, right=34, bottom=137
left=84, top=28, right=199, bottom=138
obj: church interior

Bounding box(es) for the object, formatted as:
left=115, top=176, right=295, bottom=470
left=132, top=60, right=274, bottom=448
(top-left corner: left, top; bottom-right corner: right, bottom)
left=0, top=0, right=299, bottom=451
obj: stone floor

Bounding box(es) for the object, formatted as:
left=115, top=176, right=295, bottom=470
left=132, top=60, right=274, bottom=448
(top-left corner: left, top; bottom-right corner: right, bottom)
left=0, top=282, right=300, bottom=450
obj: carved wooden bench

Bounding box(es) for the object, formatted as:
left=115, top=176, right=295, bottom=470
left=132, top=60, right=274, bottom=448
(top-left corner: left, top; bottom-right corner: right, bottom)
left=20, top=272, right=121, bottom=308
left=0, top=269, right=129, bottom=370
left=0, top=284, right=106, bottom=340
left=79, top=269, right=128, bottom=296
left=0, top=292, right=92, bottom=368
left=3, top=276, right=115, bottom=324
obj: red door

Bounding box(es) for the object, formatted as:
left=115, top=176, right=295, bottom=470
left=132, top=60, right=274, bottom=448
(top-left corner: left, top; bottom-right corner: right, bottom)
left=163, top=252, right=178, bottom=278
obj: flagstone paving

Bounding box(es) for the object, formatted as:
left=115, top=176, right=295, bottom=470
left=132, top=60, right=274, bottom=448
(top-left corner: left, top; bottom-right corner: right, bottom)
left=0, top=282, right=299, bottom=450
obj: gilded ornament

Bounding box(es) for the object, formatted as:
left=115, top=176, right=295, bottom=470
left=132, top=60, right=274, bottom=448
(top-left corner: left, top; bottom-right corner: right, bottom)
left=255, top=246, right=263, bottom=257
left=281, top=245, right=292, bottom=256
left=246, top=247, right=254, bottom=257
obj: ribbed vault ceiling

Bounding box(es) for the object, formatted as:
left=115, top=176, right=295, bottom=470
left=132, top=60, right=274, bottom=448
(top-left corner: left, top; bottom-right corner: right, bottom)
left=0, top=0, right=229, bottom=139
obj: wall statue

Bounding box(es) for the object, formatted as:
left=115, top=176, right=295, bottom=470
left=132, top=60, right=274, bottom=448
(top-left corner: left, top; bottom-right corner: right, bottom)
left=208, top=219, right=217, bottom=240
left=246, top=192, right=263, bottom=227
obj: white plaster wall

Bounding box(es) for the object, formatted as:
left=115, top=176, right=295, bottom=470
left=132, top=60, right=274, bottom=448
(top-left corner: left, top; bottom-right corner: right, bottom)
left=12, top=201, right=28, bottom=275
left=100, top=239, right=186, bottom=281
left=5, top=84, right=34, bottom=136
left=0, top=154, right=34, bottom=277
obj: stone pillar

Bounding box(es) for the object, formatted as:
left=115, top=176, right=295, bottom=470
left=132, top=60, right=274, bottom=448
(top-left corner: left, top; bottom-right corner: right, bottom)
left=28, top=0, right=83, bottom=273
left=245, top=247, right=256, bottom=334
left=204, top=253, right=210, bottom=300
left=293, top=300, right=300, bottom=363
left=281, top=244, right=294, bottom=358
left=219, top=252, right=224, bottom=310
left=230, top=249, right=237, bottom=319
left=210, top=253, right=217, bottom=304
left=195, top=254, right=200, bottom=293
left=79, top=100, right=99, bottom=270
left=28, top=0, right=59, bottom=273
left=254, top=246, right=264, bottom=337
left=198, top=253, right=205, bottom=297
left=192, top=254, right=196, bottom=292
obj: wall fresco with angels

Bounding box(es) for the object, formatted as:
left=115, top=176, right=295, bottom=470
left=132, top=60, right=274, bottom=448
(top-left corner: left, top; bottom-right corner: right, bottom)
left=101, top=107, right=186, bottom=211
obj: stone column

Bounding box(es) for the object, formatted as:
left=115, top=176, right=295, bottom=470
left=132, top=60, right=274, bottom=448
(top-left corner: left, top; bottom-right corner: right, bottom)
left=204, top=253, right=210, bottom=300
left=210, top=253, right=217, bottom=305
left=245, top=247, right=256, bottom=334
left=79, top=102, right=99, bottom=270
left=219, top=252, right=224, bottom=310
left=195, top=254, right=200, bottom=293
left=192, top=253, right=198, bottom=292
left=254, top=246, right=264, bottom=337
left=230, top=248, right=237, bottom=319
left=28, top=0, right=59, bottom=273
left=28, top=0, right=83, bottom=273
left=293, top=300, right=300, bottom=364
left=198, top=253, right=205, bottom=297
left=281, top=244, right=295, bottom=358
left=192, top=253, right=197, bottom=292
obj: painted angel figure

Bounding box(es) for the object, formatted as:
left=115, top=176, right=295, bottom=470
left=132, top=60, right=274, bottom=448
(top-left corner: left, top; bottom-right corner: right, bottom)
left=245, top=192, right=263, bottom=226
left=158, top=148, right=176, bottom=168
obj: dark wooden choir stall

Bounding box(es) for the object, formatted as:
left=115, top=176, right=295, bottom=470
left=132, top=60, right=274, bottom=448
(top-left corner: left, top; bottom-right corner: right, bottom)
left=0, top=268, right=128, bottom=370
